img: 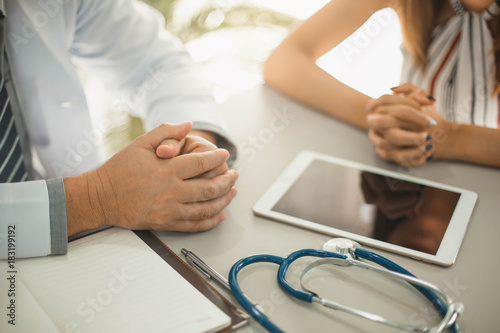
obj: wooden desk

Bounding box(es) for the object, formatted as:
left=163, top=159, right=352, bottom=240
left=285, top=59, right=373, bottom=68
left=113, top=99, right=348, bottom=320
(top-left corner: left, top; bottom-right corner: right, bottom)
left=155, top=84, right=500, bottom=332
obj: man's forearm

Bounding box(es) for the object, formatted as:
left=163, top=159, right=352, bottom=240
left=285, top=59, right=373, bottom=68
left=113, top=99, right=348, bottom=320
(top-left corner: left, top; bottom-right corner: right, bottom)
left=64, top=172, right=105, bottom=237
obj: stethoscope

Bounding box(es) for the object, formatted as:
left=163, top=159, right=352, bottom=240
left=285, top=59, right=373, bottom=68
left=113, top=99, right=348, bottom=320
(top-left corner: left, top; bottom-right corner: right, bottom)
left=228, top=238, right=463, bottom=333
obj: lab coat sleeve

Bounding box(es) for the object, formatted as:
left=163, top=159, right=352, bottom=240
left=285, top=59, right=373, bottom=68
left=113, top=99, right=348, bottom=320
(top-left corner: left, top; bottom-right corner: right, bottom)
left=69, top=0, right=237, bottom=161
left=0, top=178, right=68, bottom=259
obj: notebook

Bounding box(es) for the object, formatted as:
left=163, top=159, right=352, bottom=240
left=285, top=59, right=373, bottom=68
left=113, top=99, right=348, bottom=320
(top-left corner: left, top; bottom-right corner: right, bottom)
left=1, top=228, right=246, bottom=333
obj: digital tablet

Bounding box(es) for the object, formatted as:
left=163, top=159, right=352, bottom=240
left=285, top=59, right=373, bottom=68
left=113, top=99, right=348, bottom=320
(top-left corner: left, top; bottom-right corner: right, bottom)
left=253, top=151, right=477, bottom=266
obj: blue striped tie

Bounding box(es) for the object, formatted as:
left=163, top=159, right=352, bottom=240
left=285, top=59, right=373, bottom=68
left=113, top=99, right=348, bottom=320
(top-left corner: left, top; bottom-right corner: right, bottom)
left=0, top=14, right=27, bottom=183
left=0, top=77, right=27, bottom=183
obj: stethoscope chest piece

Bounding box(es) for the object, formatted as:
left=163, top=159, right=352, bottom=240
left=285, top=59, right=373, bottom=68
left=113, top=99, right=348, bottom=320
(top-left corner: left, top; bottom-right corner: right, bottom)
left=322, top=238, right=361, bottom=257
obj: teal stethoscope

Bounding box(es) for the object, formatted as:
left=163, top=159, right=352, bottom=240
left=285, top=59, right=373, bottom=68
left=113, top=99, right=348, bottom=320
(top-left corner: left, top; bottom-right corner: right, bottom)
left=228, top=239, right=463, bottom=333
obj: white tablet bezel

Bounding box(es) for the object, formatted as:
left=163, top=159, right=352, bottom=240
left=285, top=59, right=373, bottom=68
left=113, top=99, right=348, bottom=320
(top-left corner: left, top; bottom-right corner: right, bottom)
left=253, top=151, right=477, bottom=266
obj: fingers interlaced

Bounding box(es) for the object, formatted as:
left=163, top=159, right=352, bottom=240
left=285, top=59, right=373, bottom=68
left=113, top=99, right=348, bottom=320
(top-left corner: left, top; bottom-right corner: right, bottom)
left=367, top=94, right=422, bottom=114
left=179, top=188, right=237, bottom=221
left=367, top=104, right=434, bottom=131
left=177, top=170, right=238, bottom=203
left=383, top=128, right=429, bottom=147
left=369, top=128, right=433, bottom=168
left=182, top=135, right=218, bottom=155
left=173, top=149, right=230, bottom=179
left=156, top=138, right=186, bottom=158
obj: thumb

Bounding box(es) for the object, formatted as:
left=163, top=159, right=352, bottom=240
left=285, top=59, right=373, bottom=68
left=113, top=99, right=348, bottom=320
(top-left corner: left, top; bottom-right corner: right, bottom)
left=156, top=138, right=186, bottom=159
left=137, top=122, right=193, bottom=148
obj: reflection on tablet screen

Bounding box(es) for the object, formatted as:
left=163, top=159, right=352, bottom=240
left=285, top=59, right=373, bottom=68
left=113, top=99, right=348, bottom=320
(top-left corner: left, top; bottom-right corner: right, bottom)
left=271, top=159, right=461, bottom=255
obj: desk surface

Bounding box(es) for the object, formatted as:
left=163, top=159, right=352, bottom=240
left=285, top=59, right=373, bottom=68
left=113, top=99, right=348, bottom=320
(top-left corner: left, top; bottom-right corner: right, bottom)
left=156, top=85, right=500, bottom=333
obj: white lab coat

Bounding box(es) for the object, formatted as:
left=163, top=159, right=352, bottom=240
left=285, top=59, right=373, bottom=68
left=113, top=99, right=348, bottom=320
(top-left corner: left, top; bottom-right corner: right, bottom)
left=0, top=0, right=233, bottom=257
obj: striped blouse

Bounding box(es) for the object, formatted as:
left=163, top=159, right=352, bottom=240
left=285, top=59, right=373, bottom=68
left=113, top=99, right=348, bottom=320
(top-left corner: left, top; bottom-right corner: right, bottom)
left=400, top=0, right=500, bottom=129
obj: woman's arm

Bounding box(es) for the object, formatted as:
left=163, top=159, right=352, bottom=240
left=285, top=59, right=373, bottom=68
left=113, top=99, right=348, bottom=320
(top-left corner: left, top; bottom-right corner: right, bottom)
left=263, top=0, right=392, bottom=129
left=426, top=110, right=500, bottom=168
left=380, top=83, right=500, bottom=168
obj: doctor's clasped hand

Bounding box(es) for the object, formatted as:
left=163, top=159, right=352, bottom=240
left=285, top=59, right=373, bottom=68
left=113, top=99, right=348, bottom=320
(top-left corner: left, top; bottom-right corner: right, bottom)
left=64, top=122, right=238, bottom=237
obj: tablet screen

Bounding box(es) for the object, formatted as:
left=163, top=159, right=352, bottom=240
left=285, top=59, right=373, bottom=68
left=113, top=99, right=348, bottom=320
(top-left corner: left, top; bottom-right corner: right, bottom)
left=271, top=159, right=461, bottom=255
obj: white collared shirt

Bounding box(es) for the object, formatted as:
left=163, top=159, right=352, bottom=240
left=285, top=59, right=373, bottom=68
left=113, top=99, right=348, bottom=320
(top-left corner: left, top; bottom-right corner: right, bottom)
left=0, top=0, right=235, bottom=258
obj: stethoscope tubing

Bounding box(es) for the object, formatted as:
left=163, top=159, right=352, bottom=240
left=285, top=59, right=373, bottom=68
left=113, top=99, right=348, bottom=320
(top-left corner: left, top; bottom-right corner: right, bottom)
left=228, top=250, right=349, bottom=333
left=354, top=249, right=450, bottom=317
left=229, top=254, right=285, bottom=333
left=229, top=249, right=459, bottom=333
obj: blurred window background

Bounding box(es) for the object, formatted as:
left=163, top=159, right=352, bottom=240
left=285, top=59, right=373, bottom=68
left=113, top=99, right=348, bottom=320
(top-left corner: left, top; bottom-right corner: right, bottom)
left=83, top=0, right=402, bottom=160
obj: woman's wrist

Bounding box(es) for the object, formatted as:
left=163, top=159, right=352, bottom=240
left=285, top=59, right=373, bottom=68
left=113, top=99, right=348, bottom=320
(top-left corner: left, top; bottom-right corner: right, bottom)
left=432, top=120, right=458, bottom=160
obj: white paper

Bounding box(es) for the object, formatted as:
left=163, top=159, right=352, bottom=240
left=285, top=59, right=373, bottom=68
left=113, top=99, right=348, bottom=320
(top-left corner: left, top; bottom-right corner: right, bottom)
left=0, top=279, right=62, bottom=333
left=15, top=228, right=230, bottom=333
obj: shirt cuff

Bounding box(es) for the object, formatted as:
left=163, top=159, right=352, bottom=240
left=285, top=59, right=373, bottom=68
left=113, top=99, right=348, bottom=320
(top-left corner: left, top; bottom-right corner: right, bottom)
left=0, top=180, right=50, bottom=258
left=45, top=177, right=68, bottom=255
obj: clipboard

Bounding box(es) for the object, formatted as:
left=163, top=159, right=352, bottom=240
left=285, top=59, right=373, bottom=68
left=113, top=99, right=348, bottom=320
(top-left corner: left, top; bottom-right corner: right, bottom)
left=133, top=230, right=249, bottom=331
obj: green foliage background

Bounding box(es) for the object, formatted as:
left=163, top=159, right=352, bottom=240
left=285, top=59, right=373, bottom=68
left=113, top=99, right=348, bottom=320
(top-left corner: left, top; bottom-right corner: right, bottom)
left=142, top=0, right=295, bottom=43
